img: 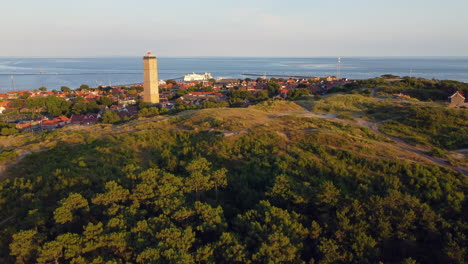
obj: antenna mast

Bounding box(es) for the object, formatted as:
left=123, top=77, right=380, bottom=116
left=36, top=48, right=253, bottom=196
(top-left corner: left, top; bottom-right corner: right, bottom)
left=337, top=57, right=341, bottom=80
left=10, top=75, right=16, bottom=91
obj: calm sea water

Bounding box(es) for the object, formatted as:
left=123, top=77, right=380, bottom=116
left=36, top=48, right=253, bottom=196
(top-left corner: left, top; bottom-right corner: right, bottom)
left=0, top=57, right=467, bottom=92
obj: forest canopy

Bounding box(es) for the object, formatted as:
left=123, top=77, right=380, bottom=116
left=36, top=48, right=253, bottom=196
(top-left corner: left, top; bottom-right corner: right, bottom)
left=0, top=99, right=467, bottom=264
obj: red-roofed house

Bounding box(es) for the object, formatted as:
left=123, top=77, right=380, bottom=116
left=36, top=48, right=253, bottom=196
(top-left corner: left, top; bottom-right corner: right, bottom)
left=449, top=91, right=465, bottom=106
left=0, top=101, right=11, bottom=109
left=71, top=113, right=100, bottom=125
left=41, top=116, right=71, bottom=130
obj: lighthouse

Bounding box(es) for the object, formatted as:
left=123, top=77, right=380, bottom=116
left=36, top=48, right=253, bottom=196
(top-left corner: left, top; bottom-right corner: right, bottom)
left=143, top=51, right=159, bottom=104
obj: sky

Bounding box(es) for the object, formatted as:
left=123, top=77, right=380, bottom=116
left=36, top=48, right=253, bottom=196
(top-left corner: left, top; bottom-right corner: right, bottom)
left=1, top=0, right=467, bottom=57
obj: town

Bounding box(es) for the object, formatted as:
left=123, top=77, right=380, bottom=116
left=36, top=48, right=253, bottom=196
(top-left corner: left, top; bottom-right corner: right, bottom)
left=0, top=73, right=349, bottom=134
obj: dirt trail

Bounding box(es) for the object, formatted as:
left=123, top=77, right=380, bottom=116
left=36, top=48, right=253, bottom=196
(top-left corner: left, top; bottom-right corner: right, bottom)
left=353, top=117, right=467, bottom=175
left=294, top=105, right=467, bottom=175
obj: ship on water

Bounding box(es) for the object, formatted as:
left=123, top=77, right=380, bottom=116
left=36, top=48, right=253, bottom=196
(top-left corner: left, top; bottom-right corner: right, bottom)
left=183, top=72, right=213, bottom=82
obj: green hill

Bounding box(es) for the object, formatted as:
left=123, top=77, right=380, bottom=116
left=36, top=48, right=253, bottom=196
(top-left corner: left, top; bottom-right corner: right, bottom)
left=0, top=98, right=467, bottom=263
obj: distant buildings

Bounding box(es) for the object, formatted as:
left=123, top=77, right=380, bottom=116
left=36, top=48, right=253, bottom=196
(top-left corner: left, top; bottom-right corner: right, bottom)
left=143, top=52, right=159, bottom=104
left=183, top=72, right=213, bottom=82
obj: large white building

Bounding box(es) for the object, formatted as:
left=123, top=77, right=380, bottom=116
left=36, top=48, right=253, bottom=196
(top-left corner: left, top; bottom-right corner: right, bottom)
left=183, top=72, right=213, bottom=82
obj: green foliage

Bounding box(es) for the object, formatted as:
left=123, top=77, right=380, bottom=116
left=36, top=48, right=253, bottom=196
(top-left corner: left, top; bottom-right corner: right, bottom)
left=166, top=79, right=178, bottom=85
left=267, top=81, right=280, bottom=97
left=429, top=147, right=447, bottom=158
left=79, top=84, right=90, bottom=90
left=0, top=109, right=466, bottom=263
left=376, top=104, right=468, bottom=149
left=53, top=193, right=89, bottom=224
left=0, top=122, right=19, bottom=136
left=10, top=229, right=38, bottom=264
left=101, top=111, right=121, bottom=124
left=228, top=90, right=254, bottom=106
left=60, top=86, right=71, bottom=93
left=10, top=99, right=23, bottom=109
left=312, top=94, right=375, bottom=114
left=0, top=148, right=18, bottom=162
left=138, top=107, right=159, bottom=117
left=288, top=88, right=310, bottom=100
left=331, top=77, right=468, bottom=101
left=98, top=96, right=114, bottom=106
left=24, top=96, right=71, bottom=116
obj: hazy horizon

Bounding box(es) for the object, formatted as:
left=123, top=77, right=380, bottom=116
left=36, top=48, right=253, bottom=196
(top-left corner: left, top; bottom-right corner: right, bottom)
left=1, top=55, right=468, bottom=59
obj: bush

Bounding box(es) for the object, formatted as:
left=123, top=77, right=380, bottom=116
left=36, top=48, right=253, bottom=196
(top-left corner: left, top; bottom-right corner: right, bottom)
left=0, top=148, right=18, bottom=162
left=101, top=111, right=121, bottom=124
left=428, top=147, right=447, bottom=158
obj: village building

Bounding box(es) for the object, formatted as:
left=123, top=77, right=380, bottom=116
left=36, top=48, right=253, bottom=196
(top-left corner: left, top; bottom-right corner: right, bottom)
left=70, top=113, right=100, bottom=125
left=214, top=79, right=240, bottom=89
left=41, top=116, right=71, bottom=130
left=180, top=92, right=225, bottom=104
left=448, top=91, right=466, bottom=106
left=118, top=98, right=137, bottom=107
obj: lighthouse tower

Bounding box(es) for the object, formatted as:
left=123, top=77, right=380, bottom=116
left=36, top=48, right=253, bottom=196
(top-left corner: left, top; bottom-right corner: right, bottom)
left=143, top=52, right=159, bottom=104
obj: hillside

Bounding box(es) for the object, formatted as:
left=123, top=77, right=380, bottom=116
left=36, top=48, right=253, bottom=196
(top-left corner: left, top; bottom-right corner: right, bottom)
left=0, top=98, right=467, bottom=263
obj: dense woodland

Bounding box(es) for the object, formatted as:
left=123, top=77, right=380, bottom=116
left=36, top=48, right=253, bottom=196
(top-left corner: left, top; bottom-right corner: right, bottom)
left=0, top=98, right=467, bottom=264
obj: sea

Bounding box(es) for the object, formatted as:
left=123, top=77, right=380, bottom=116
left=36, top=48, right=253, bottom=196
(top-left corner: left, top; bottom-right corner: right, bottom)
left=1, top=57, right=467, bottom=92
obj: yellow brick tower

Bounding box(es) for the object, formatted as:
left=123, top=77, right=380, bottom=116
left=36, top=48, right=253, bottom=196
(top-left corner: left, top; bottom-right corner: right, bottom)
left=143, top=52, right=159, bottom=104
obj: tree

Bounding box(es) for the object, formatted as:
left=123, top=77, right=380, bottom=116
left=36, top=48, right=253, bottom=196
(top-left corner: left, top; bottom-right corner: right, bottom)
left=267, top=81, right=280, bottom=97
left=98, top=96, right=114, bottom=106
left=101, top=111, right=121, bottom=124
left=71, top=102, right=88, bottom=115
left=37, top=240, right=64, bottom=264
left=53, top=193, right=89, bottom=224
left=61, top=86, right=71, bottom=93
left=316, top=181, right=340, bottom=207
left=186, top=158, right=213, bottom=200
left=79, top=84, right=90, bottom=90
left=202, top=86, right=214, bottom=92
left=212, top=168, right=227, bottom=201
left=255, top=90, right=269, bottom=102
left=10, top=99, right=23, bottom=109
left=44, top=96, right=72, bottom=116
left=20, top=92, right=31, bottom=99
left=166, top=80, right=178, bottom=86
left=127, top=89, right=138, bottom=95
left=86, top=101, right=100, bottom=113
left=38, top=87, right=47, bottom=92
left=215, top=233, right=248, bottom=263
left=288, top=88, right=310, bottom=100
left=10, top=230, right=38, bottom=264
left=235, top=201, right=308, bottom=263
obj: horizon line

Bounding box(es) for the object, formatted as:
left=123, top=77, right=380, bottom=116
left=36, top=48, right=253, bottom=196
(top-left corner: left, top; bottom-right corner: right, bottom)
left=1, top=55, right=468, bottom=59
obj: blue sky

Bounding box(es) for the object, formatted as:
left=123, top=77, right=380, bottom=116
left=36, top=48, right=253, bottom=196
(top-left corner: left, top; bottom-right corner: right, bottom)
left=1, top=0, right=467, bottom=57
